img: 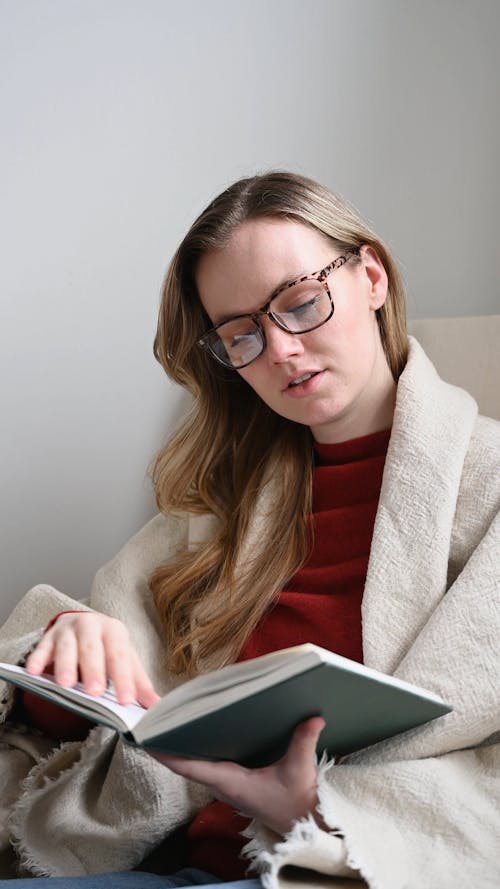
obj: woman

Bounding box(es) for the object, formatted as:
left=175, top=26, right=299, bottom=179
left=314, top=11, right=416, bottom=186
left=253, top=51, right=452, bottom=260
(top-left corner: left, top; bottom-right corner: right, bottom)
left=0, top=172, right=498, bottom=889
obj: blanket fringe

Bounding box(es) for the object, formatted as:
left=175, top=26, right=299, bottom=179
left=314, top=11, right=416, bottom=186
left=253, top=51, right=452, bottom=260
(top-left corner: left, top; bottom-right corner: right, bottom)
left=242, top=756, right=382, bottom=889
left=9, top=728, right=104, bottom=876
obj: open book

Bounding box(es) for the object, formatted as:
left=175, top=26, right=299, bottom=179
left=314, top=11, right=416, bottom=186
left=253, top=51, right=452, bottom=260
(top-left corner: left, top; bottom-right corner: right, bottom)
left=0, top=644, right=452, bottom=766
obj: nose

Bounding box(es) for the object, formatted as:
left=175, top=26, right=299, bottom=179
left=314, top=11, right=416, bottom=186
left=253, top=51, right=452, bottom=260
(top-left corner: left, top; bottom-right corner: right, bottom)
left=262, top=317, right=304, bottom=364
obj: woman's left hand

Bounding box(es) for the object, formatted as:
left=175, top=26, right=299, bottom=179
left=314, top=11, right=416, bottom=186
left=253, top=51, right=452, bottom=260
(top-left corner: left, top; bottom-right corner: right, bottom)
left=149, top=716, right=325, bottom=836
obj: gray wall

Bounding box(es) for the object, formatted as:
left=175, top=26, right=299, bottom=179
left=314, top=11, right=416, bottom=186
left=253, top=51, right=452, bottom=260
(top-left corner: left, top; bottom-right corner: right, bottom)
left=1, top=0, right=499, bottom=622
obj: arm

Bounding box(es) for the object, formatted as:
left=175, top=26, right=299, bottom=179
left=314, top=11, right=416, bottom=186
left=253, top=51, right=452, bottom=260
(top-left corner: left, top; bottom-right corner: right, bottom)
left=0, top=515, right=210, bottom=877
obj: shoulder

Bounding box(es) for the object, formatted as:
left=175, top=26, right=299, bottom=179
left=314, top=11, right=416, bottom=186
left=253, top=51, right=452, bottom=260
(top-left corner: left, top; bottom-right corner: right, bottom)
left=91, top=510, right=219, bottom=598
left=91, top=513, right=188, bottom=594
left=90, top=510, right=220, bottom=610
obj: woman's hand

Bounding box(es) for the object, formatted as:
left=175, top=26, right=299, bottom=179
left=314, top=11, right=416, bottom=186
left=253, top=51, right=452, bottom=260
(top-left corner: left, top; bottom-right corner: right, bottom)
left=24, top=612, right=160, bottom=707
left=150, top=716, right=326, bottom=836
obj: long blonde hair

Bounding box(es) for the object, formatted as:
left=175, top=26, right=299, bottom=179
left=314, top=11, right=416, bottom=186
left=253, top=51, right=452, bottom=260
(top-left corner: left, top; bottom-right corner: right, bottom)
left=151, top=171, right=408, bottom=676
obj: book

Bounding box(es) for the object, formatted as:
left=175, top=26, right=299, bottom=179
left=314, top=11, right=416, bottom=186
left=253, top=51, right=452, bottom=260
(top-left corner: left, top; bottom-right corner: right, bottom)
left=0, top=644, right=452, bottom=767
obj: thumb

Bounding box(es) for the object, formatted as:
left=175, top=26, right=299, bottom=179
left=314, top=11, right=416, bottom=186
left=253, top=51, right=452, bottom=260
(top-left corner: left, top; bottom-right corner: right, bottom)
left=284, top=716, right=326, bottom=770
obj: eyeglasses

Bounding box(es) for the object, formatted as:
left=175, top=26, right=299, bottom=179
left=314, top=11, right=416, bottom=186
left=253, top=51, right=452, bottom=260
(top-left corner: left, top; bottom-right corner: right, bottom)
left=197, top=249, right=360, bottom=369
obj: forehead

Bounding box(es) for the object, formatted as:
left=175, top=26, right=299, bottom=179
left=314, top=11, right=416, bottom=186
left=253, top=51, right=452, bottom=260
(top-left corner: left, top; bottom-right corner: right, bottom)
left=195, top=218, right=334, bottom=321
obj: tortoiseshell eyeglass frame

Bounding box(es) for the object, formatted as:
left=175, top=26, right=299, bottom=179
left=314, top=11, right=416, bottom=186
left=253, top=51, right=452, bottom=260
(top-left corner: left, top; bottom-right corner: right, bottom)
left=197, top=247, right=361, bottom=370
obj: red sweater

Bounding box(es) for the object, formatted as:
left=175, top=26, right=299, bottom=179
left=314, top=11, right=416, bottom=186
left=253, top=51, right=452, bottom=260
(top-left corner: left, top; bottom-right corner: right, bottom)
left=185, top=428, right=390, bottom=880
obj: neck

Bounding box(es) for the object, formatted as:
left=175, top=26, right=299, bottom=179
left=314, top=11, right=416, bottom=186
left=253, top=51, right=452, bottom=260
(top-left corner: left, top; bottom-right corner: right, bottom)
left=312, top=353, right=397, bottom=445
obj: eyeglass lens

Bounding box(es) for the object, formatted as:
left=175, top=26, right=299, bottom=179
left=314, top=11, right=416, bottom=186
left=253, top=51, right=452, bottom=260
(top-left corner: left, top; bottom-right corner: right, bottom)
left=210, top=278, right=331, bottom=368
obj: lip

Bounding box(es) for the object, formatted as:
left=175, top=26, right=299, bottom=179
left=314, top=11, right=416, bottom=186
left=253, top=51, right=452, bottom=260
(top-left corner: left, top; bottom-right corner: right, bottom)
left=282, top=369, right=325, bottom=397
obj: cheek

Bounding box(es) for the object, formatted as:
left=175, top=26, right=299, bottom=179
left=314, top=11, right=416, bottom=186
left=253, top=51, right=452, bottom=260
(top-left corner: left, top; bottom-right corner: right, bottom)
left=237, top=365, right=265, bottom=394
left=237, top=365, right=279, bottom=406
left=332, top=295, right=378, bottom=345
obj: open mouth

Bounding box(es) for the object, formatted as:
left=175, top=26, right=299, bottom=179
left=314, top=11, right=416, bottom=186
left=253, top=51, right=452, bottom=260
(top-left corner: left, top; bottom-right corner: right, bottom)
left=287, top=372, right=319, bottom=389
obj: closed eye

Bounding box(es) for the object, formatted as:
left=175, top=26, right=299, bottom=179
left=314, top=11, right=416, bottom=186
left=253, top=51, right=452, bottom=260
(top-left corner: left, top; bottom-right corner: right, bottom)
left=228, top=332, right=257, bottom=349
left=286, top=294, right=322, bottom=316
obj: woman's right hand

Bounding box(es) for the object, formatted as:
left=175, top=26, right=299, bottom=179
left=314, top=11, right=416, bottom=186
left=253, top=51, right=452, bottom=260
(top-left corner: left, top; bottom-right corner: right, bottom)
left=24, top=612, right=160, bottom=708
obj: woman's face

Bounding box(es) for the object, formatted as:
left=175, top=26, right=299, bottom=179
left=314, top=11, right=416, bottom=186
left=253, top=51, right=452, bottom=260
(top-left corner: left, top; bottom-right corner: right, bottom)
left=195, top=218, right=396, bottom=443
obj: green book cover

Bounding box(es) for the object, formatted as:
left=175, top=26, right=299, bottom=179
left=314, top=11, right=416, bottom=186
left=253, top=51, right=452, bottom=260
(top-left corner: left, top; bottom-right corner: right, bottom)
left=0, top=644, right=452, bottom=766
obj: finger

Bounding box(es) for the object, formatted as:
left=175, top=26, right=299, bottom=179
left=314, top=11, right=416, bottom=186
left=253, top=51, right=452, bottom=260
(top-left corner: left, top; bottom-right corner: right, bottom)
left=25, top=634, right=56, bottom=675
left=133, top=677, right=161, bottom=709
left=100, top=623, right=159, bottom=707
left=102, top=621, right=142, bottom=705
left=52, top=627, right=80, bottom=688
left=129, top=651, right=160, bottom=708
left=72, top=617, right=108, bottom=696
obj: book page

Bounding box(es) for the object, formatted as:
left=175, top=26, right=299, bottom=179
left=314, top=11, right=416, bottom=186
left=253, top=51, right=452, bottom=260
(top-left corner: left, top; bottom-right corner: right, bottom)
left=0, top=662, right=146, bottom=731
left=137, top=647, right=322, bottom=737
left=70, top=680, right=147, bottom=728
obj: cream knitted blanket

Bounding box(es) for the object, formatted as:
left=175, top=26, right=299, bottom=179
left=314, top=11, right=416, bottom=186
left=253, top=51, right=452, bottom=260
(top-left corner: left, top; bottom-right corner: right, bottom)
left=0, top=339, right=499, bottom=888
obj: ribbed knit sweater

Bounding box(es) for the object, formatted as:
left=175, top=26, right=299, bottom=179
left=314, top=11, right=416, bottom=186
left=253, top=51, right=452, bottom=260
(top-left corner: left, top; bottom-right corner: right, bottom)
left=186, top=428, right=390, bottom=880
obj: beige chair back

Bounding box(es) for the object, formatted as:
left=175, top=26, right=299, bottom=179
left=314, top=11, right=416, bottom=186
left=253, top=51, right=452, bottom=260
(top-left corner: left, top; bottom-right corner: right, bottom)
left=408, top=315, right=500, bottom=420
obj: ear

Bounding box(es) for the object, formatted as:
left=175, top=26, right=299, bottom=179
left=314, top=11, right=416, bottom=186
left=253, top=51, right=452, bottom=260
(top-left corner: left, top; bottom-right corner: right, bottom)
left=359, top=245, right=388, bottom=311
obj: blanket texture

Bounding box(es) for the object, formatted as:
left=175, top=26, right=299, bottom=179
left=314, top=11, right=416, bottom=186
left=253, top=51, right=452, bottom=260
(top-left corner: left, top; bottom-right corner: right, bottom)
left=1, top=338, right=499, bottom=888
